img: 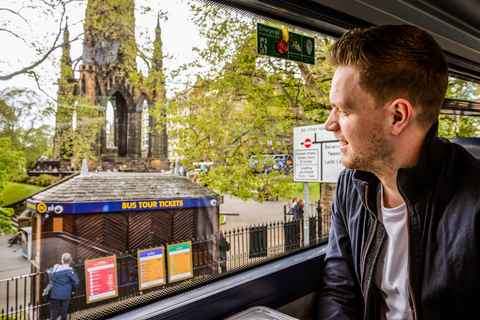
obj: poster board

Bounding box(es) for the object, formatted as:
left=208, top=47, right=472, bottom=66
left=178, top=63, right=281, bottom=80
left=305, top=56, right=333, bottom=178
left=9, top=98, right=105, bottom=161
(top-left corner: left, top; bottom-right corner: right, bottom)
left=167, top=241, right=193, bottom=283
left=137, top=246, right=166, bottom=290
left=85, top=255, right=118, bottom=303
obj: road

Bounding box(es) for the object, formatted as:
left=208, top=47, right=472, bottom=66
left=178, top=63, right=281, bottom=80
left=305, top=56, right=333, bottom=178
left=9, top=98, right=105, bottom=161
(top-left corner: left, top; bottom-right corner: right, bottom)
left=220, top=194, right=289, bottom=231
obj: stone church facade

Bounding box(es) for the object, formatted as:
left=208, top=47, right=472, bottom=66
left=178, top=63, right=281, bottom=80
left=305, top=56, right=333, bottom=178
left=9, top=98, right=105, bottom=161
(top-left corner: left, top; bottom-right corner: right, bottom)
left=54, top=0, right=169, bottom=172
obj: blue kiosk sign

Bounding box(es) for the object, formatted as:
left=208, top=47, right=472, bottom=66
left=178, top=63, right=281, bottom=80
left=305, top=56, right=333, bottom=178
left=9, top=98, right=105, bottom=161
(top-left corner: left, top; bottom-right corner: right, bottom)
left=26, top=197, right=221, bottom=214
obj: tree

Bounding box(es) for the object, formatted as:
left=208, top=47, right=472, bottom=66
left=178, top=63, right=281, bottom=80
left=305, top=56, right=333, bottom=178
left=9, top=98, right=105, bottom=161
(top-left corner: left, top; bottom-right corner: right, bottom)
left=0, top=88, right=54, bottom=168
left=0, top=0, right=85, bottom=87
left=0, top=138, right=25, bottom=234
left=154, top=3, right=335, bottom=201
left=438, top=78, right=480, bottom=139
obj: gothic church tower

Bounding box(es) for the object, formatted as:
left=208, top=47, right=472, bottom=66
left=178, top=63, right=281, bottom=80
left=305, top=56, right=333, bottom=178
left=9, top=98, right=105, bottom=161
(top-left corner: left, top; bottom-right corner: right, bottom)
left=55, top=0, right=168, bottom=171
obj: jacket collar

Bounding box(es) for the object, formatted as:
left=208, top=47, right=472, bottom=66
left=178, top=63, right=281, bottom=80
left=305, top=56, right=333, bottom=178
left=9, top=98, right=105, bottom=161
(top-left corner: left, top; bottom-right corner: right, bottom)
left=352, top=121, right=445, bottom=209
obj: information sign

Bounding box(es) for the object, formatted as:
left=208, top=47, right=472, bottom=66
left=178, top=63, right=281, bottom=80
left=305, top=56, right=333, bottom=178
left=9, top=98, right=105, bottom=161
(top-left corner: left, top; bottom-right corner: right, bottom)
left=85, top=255, right=118, bottom=304
left=167, top=241, right=193, bottom=283
left=137, top=246, right=165, bottom=290
left=257, top=23, right=315, bottom=65
left=293, top=124, right=344, bottom=183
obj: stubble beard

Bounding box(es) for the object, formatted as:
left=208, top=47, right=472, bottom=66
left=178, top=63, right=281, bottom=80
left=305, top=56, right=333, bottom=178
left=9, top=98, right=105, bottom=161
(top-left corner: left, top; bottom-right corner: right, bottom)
left=342, top=128, right=395, bottom=176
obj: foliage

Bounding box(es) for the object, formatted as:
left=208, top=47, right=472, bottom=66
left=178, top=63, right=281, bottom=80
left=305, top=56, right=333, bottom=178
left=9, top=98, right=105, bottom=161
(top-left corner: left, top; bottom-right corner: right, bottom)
left=54, top=96, right=106, bottom=167
left=6, top=173, right=60, bottom=187
left=438, top=78, right=480, bottom=139
left=154, top=3, right=335, bottom=201
left=0, top=88, right=54, bottom=165
left=0, top=138, right=26, bottom=234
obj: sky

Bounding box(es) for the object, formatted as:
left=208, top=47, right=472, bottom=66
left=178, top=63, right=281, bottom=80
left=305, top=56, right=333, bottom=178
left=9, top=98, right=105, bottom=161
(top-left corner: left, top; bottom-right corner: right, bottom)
left=0, top=0, right=206, bottom=109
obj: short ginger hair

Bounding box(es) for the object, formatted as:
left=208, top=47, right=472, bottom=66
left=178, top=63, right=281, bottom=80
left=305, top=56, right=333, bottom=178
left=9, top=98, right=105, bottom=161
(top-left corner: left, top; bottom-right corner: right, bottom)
left=326, top=24, right=448, bottom=129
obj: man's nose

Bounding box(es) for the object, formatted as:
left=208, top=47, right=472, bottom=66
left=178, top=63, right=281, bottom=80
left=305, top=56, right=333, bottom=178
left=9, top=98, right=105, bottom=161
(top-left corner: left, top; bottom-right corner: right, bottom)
left=325, top=108, right=339, bottom=132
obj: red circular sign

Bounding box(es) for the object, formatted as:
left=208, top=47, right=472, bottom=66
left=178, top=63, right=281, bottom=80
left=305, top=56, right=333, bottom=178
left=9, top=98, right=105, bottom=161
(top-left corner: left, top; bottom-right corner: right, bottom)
left=304, top=138, right=312, bottom=148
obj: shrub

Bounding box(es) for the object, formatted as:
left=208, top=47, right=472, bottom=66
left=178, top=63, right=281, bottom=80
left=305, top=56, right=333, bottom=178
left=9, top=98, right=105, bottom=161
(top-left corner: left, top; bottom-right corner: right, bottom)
left=6, top=174, right=60, bottom=186
left=6, top=174, right=29, bottom=184
left=34, top=175, right=60, bottom=186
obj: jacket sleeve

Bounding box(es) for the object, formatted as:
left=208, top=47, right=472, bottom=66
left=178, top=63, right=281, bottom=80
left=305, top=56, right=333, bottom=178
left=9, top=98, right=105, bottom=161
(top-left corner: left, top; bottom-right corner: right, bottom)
left=317, top=189, right=363, bottom=319
left=70, top=270, right=79, bottom=292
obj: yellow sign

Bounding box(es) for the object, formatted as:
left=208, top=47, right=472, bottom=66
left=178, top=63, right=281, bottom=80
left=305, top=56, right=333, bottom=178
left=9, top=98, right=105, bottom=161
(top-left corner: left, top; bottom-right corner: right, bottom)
left=167, top=241, right=193, bottom=283
left=37, top=203, right=47, bottom=213
left=137, top=246, right=165, bottom=290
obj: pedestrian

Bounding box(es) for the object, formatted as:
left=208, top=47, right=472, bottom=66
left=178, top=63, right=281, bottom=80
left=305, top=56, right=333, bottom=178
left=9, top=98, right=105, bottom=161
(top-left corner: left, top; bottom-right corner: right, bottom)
left=294, top=199, right=304, bottom=220
left=70, top=164, right=75, bottom=171
left=49, top=253, right=79, bottom=320
left=218, top=231, right=229, bottom=273
left=288, top=197, right=297, bottom=217
left=318, top=25, right=480, bottom=319
left=35, top=165, right=42, bottom=171
left=8, top=231, right=22, bottom=247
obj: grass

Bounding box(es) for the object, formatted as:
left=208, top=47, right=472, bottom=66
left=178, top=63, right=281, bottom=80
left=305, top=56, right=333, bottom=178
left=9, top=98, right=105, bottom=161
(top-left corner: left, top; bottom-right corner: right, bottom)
left=287, top=182, right=322, bottom=203
left=1, top=182, right=45, bottom=205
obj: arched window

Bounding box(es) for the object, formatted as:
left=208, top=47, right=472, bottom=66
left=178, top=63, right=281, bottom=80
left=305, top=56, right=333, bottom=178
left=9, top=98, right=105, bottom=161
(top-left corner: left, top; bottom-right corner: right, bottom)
left=141, top=99, right=149, bottom=157
left=106, top=101, right=116, bottom=148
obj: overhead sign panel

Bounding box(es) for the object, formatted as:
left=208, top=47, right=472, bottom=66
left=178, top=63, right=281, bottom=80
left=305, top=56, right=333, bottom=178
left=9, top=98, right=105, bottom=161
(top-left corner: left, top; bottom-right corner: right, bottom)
left=26, top=197, right=221, bottom=214
left=293, top=124, right=344, bottom=183
left=257, top=23, right=315, bottom=65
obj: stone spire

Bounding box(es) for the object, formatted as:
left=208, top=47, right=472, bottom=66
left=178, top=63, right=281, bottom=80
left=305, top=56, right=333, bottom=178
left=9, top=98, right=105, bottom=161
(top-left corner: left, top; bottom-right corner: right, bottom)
left=151, top=14, right=165, bottom=100
left=82, top=0, right=137, bottom=71
left=153, top=15, right=163, bottom=72
left=54, top=18, right=76, bottom=160
left=60, top=18, right=73, bottom=83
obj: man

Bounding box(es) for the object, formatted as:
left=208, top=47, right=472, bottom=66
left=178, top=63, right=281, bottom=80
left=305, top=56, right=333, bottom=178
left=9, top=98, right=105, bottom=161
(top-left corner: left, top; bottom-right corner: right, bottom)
left=318, top=25, right=480, bottom=320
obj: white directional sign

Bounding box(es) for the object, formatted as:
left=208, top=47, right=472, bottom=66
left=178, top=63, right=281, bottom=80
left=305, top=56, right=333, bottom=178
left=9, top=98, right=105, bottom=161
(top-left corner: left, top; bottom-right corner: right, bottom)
left=293, top=124, right=344, bottom=183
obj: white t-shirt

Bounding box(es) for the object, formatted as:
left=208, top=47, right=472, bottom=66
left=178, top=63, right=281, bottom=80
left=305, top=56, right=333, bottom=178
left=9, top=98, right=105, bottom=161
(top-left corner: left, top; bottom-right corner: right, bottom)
left=373, top=183, right=413, bottom=320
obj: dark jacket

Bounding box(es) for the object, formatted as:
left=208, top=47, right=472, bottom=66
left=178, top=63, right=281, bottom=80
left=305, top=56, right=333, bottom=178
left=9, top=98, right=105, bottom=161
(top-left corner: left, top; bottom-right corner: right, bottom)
left=49, top=264, right=79, bottom=300
left=294, top=203, right=304, bottom=220
left=318, top=123, right=480, bottom=320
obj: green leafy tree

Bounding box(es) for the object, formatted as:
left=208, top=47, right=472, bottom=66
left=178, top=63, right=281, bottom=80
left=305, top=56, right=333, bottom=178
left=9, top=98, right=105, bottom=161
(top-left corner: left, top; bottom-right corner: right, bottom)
left=0, top=88, right=54, bottom=168
left=438, top=78, right=480, bottom=139
left=154, top=3, right=335, bottom=201
left=0, top=138, right=26, bottom=234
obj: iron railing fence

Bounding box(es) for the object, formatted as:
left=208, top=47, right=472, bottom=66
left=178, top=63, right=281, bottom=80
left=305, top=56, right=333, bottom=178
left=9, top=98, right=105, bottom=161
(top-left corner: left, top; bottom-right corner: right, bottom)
left=0, top=210, right=332, bottom=320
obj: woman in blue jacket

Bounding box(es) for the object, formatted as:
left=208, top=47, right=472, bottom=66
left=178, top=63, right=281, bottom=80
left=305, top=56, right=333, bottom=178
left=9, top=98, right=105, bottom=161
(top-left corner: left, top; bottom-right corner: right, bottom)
left=49, top=253, right=79, bottom=320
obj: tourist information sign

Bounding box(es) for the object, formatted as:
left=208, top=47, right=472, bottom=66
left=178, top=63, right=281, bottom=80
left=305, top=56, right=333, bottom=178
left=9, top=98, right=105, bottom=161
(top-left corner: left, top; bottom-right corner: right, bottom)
left=257, top=23, right=315, bottom=65
left=85, top=255, right=118, bottom=304
left=167, top=241, right=193, bottom=283
left=137, top=246, right=166, bottom=290
left=293, top=124, right=344, bottom=183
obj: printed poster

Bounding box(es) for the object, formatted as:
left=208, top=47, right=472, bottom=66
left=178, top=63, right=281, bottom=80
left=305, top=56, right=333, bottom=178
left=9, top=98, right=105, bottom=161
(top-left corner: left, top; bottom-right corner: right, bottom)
left=137, top=246, right=165, bottom=290
left=85, top=255, right=118, bottom=303
left=167, top=241, right=193, bottom=283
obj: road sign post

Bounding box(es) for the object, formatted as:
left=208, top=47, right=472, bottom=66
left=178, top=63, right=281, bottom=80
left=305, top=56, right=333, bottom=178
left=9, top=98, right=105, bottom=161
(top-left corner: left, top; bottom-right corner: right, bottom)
left=293, top=124, right=344, bottom=246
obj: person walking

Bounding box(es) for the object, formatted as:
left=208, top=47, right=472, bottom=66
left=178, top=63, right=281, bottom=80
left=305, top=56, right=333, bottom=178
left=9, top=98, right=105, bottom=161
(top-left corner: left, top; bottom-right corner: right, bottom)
left=49, top=253, right=79, bottom=320
left=294, top=199, right=304, bottom=220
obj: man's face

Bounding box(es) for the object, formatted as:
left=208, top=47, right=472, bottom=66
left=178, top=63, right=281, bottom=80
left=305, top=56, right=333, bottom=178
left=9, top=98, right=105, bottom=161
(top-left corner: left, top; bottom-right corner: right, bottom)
left=325, top=66, right=394, bottom=174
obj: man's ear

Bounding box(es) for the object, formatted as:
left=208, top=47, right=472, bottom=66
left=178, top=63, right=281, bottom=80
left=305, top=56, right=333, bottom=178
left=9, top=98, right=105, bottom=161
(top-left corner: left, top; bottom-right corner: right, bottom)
left=390, top=99, right=413, bottom=136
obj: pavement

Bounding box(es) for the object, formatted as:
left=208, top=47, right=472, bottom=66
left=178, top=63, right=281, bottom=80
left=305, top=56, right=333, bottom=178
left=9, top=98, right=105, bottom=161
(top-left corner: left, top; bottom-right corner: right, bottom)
left=0, top=234, right=31, bottom=279
left=0, top=233, right=33, bottom=311
left=220, top=194, right=288, bottom=231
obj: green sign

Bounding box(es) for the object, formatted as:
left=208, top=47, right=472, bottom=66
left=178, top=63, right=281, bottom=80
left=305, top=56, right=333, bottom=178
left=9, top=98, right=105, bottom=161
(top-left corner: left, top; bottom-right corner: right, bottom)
left=257, top=23, right=315, bottom=65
